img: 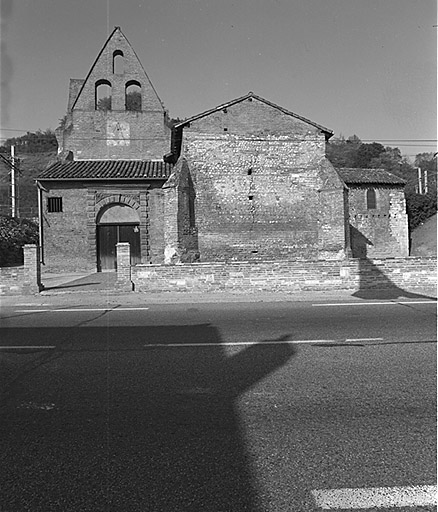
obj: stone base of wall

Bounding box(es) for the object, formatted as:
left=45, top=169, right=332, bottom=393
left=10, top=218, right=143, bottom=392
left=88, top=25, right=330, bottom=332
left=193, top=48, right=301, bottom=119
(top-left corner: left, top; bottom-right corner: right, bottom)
left=131, top=257, right=437, bottom=296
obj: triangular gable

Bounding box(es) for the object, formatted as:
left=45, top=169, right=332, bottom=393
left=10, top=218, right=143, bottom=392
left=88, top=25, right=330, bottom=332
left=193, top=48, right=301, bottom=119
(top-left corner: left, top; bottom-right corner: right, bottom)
left=174, top=92, right=333, bottom=138
left=71, top=27, right=164, bottom=111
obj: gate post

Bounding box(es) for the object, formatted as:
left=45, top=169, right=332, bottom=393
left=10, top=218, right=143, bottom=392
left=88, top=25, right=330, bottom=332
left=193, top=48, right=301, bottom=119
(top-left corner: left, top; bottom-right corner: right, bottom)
left=116, top=242, right=134, bottom=291
left=23, top=244, right=42, bottom=294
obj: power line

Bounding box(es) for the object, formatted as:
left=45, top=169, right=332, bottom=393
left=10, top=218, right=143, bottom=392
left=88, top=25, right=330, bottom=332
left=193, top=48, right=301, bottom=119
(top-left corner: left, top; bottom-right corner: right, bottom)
left=0, top=127, right=436, bottom=143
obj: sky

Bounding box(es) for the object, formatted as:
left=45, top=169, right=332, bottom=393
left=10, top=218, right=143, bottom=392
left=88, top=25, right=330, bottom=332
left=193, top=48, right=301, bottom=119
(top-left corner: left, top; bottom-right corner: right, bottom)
left=1, top=0, right=436, bottom=159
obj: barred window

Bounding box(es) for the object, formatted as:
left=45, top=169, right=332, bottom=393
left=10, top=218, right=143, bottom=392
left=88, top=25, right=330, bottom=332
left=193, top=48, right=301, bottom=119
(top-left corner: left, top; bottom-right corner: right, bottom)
left=47, top=197, right=63, bottom=213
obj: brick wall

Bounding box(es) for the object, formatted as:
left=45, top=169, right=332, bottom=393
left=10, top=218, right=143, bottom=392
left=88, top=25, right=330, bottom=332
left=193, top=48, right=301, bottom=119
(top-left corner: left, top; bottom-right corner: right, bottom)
left=0, top=245, right=41, bottom=295
left=0, top=266, right=26, bottom=295
left=42, top=186, right=91, bottom=271
left=178, top=98, right=346, bottom=261
left=41, top=182, right=166, bottom=271
left=131, top=257, right=437, bottom=295
left=185, top=96, right=328, bottom=137
left=348, top=186, right=409, bottom=257
left=58, top=28, right=170, bottom=161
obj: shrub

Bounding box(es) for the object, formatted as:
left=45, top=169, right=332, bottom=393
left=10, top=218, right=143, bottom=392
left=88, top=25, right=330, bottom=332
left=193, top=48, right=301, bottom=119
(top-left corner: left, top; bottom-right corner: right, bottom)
left=406, top=192, right=437, bottom=231
left=0, top=216, right=38, bottom=267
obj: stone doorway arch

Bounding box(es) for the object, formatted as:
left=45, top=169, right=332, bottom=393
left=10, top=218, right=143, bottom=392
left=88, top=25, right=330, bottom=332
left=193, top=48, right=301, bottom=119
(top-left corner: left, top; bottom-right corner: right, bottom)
left=96, top=203, right=141, bottom=271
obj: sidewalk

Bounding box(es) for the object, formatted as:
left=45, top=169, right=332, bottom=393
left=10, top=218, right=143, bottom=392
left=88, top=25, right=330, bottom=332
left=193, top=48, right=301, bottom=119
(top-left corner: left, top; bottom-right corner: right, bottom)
left=40, top=271, right=117, bottom=292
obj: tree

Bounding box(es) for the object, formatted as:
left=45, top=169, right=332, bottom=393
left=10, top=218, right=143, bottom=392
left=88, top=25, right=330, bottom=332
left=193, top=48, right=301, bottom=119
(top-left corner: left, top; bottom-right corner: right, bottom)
left=0, top=215, right=38, bottom=266
left=1, top=130, right=58, bottom=154
left=96, top=96, right=112, bottom=111
left=325, top=135, right=362, bottom=168
left=406, top=192, right=437, bottom=231
left=126, top=91, right=141, bottom=111
left=352, top=142, right=385, bottom=168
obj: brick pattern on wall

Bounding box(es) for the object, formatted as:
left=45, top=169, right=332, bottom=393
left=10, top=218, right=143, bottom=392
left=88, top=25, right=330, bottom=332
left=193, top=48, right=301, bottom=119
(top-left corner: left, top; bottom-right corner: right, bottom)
left=0, top=245, right=41, bottom=296
left=44, top=28, right=410, bottom=270
left=132, top=257, right=437, bottom=295
left=58, top=28, right=170, bottom=161
left=179, top=117, right=346, bottom=261
left=43, top=187, right=92, bottom=271
left=348, top=186, right=408, bottom=258
left=0, top=266, right=25, bottom=295
left=41, top=182, right=166, bottom=271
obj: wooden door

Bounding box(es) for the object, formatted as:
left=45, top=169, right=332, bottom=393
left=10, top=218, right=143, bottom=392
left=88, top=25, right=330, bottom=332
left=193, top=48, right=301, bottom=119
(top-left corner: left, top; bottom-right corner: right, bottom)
left=97, top=225, right=117, bottom=271
left=97, top=224, right=141, bottom=271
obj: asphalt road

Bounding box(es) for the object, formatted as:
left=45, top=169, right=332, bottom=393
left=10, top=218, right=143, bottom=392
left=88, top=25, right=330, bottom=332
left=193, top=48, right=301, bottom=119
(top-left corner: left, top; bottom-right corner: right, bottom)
left=0, top=299, right=436, bottom=511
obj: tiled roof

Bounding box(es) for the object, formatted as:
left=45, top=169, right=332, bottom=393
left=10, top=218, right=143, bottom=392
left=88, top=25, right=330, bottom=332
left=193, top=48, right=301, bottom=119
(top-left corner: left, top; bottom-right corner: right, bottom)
left=38, top=160, right=173, bottom=180
left=336, top=168, right=406, bottom=186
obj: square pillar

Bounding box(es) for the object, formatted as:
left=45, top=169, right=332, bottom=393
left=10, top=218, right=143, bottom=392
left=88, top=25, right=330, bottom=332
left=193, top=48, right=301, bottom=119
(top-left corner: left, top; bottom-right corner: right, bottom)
left=116, top=242, right=133, bottom=291
left=23, top=244, right=42, bottom=294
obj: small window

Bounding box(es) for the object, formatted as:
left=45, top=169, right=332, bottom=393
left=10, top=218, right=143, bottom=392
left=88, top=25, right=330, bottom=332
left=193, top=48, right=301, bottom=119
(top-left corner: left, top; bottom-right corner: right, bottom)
left=47, top=197, right=63, bottom=213
left=366, top=188, right=376, bottom=209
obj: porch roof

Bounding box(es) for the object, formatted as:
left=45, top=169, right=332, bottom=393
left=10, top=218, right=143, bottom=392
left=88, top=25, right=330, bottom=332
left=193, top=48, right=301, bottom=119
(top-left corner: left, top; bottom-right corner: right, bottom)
left=38, top=160, right=173, bottom=180
left=336, top=168, right=406, bottom=186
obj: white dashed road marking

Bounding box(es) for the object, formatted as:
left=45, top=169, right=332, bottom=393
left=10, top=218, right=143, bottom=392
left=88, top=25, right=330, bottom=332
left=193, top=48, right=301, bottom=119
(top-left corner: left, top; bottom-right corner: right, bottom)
left=0, top=338, right=383, bottom=350
left=14, top=307, right=150, bottom=312
left=311, top=485, right=437, bottom=509
left=0, top=346, right=56, bottom=350
left=144, top=338, right=383, bottom=348
left=312, top=301, right=436, bottom=307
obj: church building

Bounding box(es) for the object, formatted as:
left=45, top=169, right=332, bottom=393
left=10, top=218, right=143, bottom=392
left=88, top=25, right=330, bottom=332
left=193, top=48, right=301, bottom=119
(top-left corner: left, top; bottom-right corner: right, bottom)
left=37, top=27, right=408, bottom=272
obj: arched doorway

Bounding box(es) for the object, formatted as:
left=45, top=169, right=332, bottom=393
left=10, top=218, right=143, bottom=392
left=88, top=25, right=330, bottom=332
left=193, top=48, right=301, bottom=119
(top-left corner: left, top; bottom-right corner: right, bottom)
left=96, top=203, right=141, bottom=271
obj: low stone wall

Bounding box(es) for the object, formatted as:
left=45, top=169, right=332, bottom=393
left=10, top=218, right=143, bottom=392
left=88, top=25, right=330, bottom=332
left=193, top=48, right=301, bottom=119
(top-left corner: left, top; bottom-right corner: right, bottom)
left=0, top=245, right=42, bottom=296
left=131, top=257, right=437, bottom=295
left=0, top=265, right=26, bottom=296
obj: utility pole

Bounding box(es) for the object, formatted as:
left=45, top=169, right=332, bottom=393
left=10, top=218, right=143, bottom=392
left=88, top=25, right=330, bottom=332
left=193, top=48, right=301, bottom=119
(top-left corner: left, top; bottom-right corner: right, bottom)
left=417, top=167, right=423, bottom=195
left=11, top=145, right=16, bottom=217
left=424, top=168, right=428, bottom=194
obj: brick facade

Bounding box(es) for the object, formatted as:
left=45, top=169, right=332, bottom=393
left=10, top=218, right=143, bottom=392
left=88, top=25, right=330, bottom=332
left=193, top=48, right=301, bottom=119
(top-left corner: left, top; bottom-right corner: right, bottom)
left=348, top=186, right=409, bottom=258
left=41, top=182, right=166, bottom=271
left=167, top=96, right=348, bottom=262
left=36, top=27, right=409, bottom=273
left=57, top=28, right=170, bottom=161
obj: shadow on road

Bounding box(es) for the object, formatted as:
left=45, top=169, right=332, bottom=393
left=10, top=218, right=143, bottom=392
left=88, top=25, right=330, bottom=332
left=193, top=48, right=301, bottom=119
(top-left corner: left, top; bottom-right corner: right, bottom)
left=0, top=324, right=294, bottom=511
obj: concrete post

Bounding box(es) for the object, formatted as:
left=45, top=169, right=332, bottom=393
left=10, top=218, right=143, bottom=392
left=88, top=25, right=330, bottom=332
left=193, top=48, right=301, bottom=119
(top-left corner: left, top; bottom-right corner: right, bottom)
left=116, top=242, right=133, bottom=291
left=23, top=244, right=42, bottom=294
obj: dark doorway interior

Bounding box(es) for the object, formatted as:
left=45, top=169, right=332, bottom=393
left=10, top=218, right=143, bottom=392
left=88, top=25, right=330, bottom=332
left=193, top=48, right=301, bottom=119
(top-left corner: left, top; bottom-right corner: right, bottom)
left=97, top=223, right=141, bottom=271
